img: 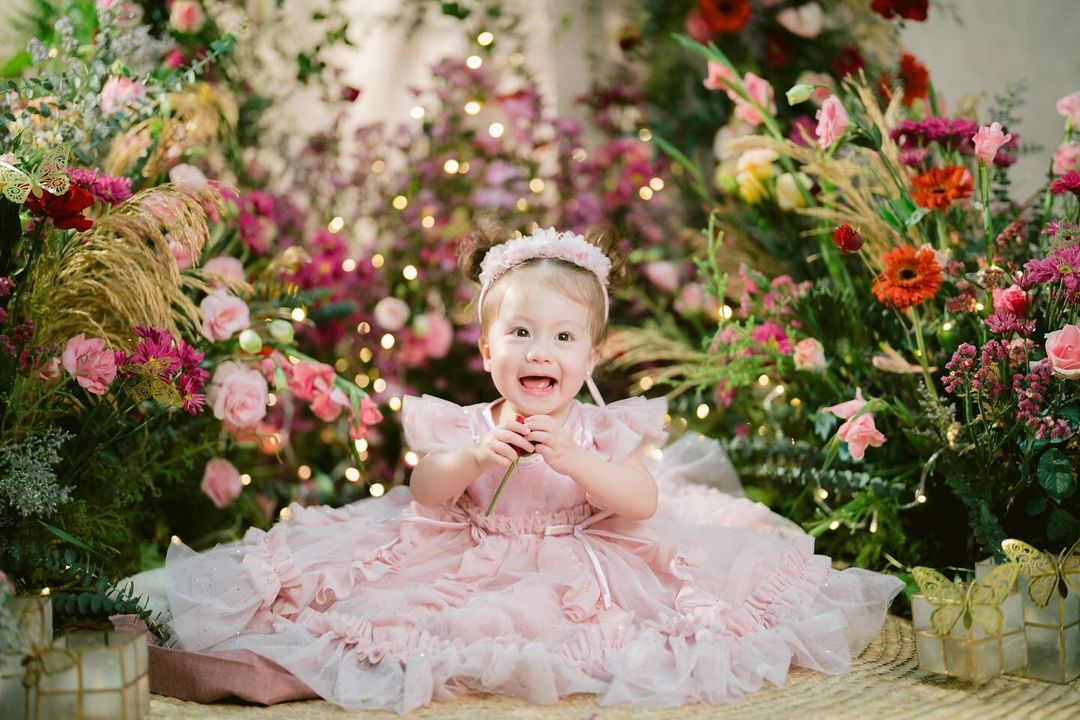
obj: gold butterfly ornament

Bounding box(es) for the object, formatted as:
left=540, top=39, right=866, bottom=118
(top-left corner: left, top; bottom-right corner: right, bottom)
left=911, top=563, right=1020, bottom=636
left=0, top=144, right=71, bottom=204
left=1001, top=538, right=1080, bottom=607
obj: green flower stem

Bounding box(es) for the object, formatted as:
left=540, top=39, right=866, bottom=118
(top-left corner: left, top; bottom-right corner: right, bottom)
left=485, top=458, right=519, bottom=517
left=979, top=164, right=994, bottom=260
left=908, top=306, right=938, bottom=401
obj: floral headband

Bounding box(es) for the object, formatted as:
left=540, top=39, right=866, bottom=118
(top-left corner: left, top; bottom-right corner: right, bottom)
left=476, top=228, right=612, bottom=326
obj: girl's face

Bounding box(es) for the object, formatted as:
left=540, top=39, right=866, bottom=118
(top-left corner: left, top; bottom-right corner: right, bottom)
left=479, top=274, right=598, bottom=421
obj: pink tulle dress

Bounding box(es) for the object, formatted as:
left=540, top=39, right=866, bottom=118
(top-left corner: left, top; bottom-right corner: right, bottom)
left=165, top=395, right=903, bottom=713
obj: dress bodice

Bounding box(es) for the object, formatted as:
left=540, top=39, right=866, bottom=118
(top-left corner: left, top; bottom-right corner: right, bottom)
left=401, top=394, right=668, bottom=516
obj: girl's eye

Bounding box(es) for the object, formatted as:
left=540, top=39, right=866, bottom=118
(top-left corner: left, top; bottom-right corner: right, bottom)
left=513, top=328, right=529, bottom=338
left=556, top=332, right=572, bottom=342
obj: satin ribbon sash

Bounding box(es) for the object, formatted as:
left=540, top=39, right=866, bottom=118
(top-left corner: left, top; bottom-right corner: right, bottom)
left=398, top=509, right=652, bottom=609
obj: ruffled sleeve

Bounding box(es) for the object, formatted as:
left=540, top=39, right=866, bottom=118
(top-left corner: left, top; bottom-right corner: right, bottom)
left=401, top=394, right=479, bottom=456
left=589, top=396, right=669, bottom=464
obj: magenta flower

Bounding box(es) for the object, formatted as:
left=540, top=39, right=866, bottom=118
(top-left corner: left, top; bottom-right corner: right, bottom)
left=69, top=168, right=133, bottom=206
left=1051, top=170, right=1080, bottom=196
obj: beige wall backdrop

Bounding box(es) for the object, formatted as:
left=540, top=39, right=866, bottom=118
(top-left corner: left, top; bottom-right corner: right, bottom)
left=900, top=0, right=1080, bottom=198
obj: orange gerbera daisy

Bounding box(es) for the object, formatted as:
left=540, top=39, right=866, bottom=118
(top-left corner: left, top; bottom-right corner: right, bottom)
left=872, top=245, right=943, bottom=310
left=911, top=165, right=973, bottom=210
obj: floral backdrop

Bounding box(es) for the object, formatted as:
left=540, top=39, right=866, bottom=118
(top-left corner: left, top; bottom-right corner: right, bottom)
left=0, top=0, right=1077, bottom=633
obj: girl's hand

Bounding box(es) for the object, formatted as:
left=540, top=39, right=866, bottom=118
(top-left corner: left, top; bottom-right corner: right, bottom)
left=473, top=418, right=534, bottom=474
left=524, top=415, right=583, bottom=475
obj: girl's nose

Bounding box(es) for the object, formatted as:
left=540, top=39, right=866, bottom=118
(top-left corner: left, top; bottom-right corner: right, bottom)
left=526, top=344, right=551, bottom=362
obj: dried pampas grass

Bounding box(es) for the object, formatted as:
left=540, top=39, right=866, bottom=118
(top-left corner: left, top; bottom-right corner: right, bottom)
left=31, top=184, right=225, bottom=348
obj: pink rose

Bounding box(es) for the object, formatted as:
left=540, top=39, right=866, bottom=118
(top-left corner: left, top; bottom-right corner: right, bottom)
left=777, top=2, right=824, bottom=38
left=1045, top=324, right=1080, bottom=378
left=207, top=361, right=268, bottom=427
left=971, top=122, right=1013, bottom=166
left=417, top=312, right=454, bottom=359
left=793, top=337, right=827, bottom=371
left=168, top=163, right=207, bottom=192
left=62, top=334, right=117, bottom=395
left=200, top=458, right=242, bottom=509
left=200, top=290, right=250, bottom=342
left=734, top=73, right=776, bottom=127
left=642, top=260, right=681, bottom=293
left=824, top=387, right=867, bottom=420
left=836, top=413, right=887, bottom=460
left=168, top=234, right=195, bottom=269
left=1057, top=91, right=1080, bottom=127
left=992, top=284, right=1029, bottom=317
left=169, top=0, right=206, bottom=33
left=1053, top=142, right=1080, bottom=175
left=373, top=297, right=410, bottom=331
left=203, top=256, right=245, bottom=287
left=703, top=60, right=735, bottom=91
left=289, top=361, right=335, bottom=402
left=99, top=75, right=146, bottom=115
left=815, top=95, right=849, bottom=149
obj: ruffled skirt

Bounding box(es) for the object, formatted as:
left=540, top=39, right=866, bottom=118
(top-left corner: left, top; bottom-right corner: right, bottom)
left=167, top=461, right=902, bottom=713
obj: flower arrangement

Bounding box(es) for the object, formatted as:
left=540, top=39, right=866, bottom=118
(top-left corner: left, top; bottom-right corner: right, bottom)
left=0, top=2, right=379, bottom=629
left=612, top=28, right=1080, bottom=571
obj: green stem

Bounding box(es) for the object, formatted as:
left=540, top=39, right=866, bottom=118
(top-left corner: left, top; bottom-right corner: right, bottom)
left=979, top=164, right=994, bottom=261
left=908, top=307, right=938, bottom=401
left=485, top=457, right=519, bottom=516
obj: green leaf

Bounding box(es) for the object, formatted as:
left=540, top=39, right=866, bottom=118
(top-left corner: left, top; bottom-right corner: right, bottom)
left=77, top=593, right=91, bottom=614
left=90, top=595, right=102, bottom=614
left=906, top=207, right=929, bottom=229
left=441, top=2, right=470, bottom=19
left=1038, top=447, right=1075, bottom=501
left=37, top=520, right=98, bottom=554
left=1047, top=508, right=1080, bottom=543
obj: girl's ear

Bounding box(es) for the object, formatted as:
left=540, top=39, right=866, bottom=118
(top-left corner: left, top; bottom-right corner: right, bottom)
left=587, top=347, right=601, bottom=376
left=479, top=336, right=492, bottom=372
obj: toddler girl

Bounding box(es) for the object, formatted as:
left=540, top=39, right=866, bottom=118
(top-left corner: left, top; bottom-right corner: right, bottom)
left=166, top=227, right=902, bottom=713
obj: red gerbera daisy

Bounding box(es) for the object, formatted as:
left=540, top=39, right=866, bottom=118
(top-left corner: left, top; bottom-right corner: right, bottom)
left=879, top=53, right=930, bottom=107
left=873, top=245, right=942, bottom=310
left=698, top=0, right=752, bottom=35
left=911, top=166, right=974, bottom=211
left=871, top=0, right=929, bottom=22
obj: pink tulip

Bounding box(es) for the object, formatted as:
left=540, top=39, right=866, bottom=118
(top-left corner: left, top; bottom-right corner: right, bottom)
left=1057, top=91, right=1080, bottom=126
left=971, top=122, right=1013, bottom=166
left=703, top=60, right=735, bottom=91
left=1053, top=143, right=1080, bottom=175
left=815, top=95, right=849, bottom=149
left=837, top=413, right=887, bottom=460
